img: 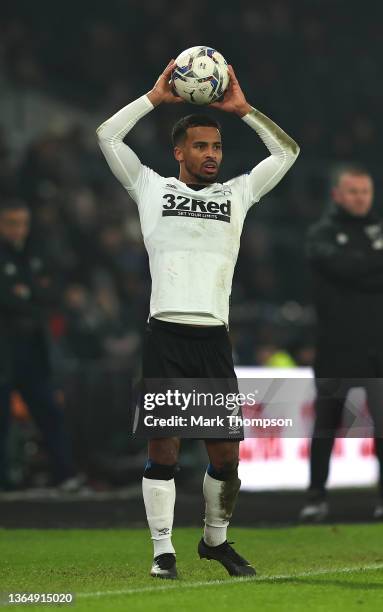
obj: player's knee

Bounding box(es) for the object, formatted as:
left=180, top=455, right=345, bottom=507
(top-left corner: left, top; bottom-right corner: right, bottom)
left=208, top=442, right=239, bottom=472
left=207, top=460, right=238, bottom=481
left=147, top=438, right=180, bottom=471
left=144, top=439, right=180, bottom=478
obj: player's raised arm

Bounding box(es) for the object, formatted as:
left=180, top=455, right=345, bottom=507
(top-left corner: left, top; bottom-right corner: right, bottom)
left=242, top=106, right=300, bottom=205
left=96, top=60, right=183, bottom=191
left=210, top=65, right=300, bottom=208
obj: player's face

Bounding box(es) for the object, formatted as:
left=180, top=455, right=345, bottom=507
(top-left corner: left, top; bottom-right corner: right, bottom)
left=175, top=126, right=223, bottom=184
left=0, top=208, right=30, bottom=247
left=332, top=174, right=374, bottom=216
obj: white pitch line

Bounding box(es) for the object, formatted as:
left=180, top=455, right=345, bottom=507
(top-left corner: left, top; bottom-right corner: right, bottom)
left=78, top=562, right=383, bottom=599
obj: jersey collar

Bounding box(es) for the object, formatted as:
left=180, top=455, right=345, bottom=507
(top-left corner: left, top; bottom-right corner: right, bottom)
left=171, top=178, right=219, bottom=193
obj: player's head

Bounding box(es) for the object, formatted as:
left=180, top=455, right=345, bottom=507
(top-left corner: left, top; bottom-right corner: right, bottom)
left=172, top=115, right=222, bottom=184
left=331, top=165, right=374, bottom=217
left=0, top=199, right=31, bottom=247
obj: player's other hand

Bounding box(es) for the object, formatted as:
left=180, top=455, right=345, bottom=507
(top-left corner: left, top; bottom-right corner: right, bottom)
left=209, top=65, right=251, bottom=117
left=147, top=60, right=184, bottom=106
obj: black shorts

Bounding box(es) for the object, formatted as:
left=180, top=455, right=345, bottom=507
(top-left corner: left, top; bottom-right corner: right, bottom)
left=143, top=317, right=236, bottom=379
left=137, top=317, right=242, bottom=440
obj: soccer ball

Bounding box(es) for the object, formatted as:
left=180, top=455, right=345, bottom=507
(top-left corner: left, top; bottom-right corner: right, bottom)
left=171, top=46, right=229, bottom=105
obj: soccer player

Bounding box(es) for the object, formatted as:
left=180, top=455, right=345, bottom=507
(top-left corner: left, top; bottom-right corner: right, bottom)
left=97, top=60, right=299, bottom=578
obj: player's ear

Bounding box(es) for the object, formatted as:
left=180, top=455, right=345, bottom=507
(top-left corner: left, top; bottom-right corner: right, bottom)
left=174, top=146, right=184, bottom=163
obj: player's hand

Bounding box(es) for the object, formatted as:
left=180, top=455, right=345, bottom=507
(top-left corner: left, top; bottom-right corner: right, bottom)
left=209, top=65, right=251, bottom=117
left=147, top=60, right=184, bottom=106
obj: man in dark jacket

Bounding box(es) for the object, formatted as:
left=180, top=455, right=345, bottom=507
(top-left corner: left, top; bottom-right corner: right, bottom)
left=301, top=166, right=383, bottom=520
left=0, top=199, right=77, bottom=490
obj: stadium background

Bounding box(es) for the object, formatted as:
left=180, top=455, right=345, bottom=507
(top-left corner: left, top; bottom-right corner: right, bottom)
left=0, top=0, right=382, bottom=495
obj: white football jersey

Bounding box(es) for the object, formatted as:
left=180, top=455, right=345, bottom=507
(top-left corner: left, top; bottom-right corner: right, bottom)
left=97, top=95, right=299, bottom=326
left=130, top=168, right=253, bottom=325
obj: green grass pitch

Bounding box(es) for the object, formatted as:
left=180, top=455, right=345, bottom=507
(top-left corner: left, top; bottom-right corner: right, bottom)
left=1, top=525, right=383, bottom=611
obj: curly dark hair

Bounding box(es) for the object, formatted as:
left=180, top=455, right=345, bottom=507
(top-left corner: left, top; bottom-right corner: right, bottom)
left=172, top=115, right=221, bottom=146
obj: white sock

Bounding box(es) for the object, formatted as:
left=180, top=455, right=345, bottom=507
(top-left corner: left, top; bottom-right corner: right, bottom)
left=203, top=471, right=240, bottom=547
left=142, top=477, right=176, bottom=558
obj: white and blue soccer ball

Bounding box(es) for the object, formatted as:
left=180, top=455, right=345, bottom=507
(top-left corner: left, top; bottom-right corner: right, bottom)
left=171, top=46, right=229, bottom=105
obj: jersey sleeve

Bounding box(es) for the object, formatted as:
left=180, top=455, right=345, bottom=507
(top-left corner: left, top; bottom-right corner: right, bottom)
left=240, top=108, right=300, bottom=213
left=96, top=95, right=157, bottom=205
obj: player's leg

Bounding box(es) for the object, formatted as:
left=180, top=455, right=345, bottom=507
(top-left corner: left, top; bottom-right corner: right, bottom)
left=141, top=319, right=192, bottom=578
left=192, top=326, right=254, bottom=575
left=202, top=439, right=240, bottom=546
left=198, top=439, right=255, bottom=576
left=143, top=437, right=180, bottom=574
left=200, top=331, right=241, bottom=548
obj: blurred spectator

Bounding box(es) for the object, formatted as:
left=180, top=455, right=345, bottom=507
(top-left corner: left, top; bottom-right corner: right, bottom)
left=0, top=199, right=80, bottom=490
left=300, top=167, right=383, bottom=521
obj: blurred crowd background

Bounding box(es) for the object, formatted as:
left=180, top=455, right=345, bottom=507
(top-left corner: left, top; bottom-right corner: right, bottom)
left=0, top=0, right=381, bottom=487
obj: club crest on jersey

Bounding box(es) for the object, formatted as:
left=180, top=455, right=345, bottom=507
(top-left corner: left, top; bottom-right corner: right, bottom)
left=212, top=186, right=232, bottom=196
left=162, top=193, right=231, bottom=223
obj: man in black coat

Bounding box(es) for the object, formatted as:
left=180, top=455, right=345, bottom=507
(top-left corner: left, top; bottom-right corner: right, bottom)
left=301, top=167, right=383, bottom=520
left=0, top=199, right=77, bottom=490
